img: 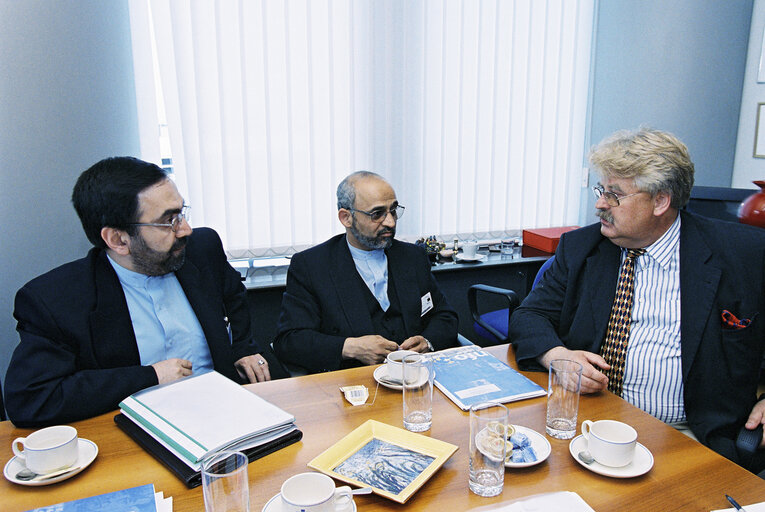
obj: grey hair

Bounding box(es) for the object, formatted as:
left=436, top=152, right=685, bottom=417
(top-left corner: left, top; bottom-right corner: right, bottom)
left=589, top=127, right=695, bottom=209
left=336, top=171, right=386, bottom=210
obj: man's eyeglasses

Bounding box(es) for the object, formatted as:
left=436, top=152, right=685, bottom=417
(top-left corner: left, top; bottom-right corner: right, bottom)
left=349, top=204, right=405, bottom=223
left=592, top=185, right=643, bottom=207
left=130, top=205, right=190, bottom=232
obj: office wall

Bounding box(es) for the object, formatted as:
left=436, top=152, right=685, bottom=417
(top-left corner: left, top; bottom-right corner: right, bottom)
left=581, top=0, right=753, bottom=225
left=0, top=1, right=140, bottom=388
left=733, top=0, right=765, bottom=187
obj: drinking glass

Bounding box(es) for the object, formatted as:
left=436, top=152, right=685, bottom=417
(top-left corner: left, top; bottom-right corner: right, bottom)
left=402, top=354, right=434, bottom=432
left=202, top=451, right=250, bottom=512
left=469, top=402, right=508, bottom=497
left=545, top=359, right=583, bottom=439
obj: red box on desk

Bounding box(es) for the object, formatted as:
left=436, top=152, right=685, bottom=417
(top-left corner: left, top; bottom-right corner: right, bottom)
left=522, top=226, right=580, bottom=253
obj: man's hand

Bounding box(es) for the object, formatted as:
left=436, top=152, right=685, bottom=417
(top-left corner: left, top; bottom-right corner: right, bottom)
left=538, top=346, right=609, bottom=394
left=151, top=358, right=192, bottom=384
left=745, top=397, right=765, bottom=448
left=399, top=335, right=430, bottom=353
left=235, top=354, right=272, bottom=383
left=342, top=335, right=399, bottom=365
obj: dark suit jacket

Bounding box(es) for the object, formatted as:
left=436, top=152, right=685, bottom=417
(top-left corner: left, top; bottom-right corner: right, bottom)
left=4, top=228, right=283, bottom=427
left=509, top=211, right=765, bottom=470
left=273, top=235, right=459, bottom=373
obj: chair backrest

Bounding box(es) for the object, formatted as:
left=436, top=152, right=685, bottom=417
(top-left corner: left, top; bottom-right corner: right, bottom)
left=532, top=255, right=555, bottom=289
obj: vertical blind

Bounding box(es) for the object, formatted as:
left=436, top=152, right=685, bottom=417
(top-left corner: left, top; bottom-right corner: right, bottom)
left=129, top=0, right=594, bottom=258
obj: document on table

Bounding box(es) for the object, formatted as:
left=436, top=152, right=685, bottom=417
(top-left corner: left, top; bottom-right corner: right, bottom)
left=712, top=502, right=765, bottom=512
left=467, top=491, right=595, bottom=511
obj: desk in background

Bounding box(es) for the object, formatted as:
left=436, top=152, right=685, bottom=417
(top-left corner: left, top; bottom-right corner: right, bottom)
left=244, top=246, right=552, bottom=346
left=2, top=345, right=763, bottom=511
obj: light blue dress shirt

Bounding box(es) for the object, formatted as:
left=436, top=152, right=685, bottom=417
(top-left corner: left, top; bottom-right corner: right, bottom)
left=347, top=239, right=390, bottom=311
left=108, top=255, right=214, bottom=374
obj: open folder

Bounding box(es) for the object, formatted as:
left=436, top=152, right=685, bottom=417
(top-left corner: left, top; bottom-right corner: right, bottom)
left=115, top=371, right=302, bottom=488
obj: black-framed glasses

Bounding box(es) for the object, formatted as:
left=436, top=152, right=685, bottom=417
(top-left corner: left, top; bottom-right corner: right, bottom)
left=592, top=185, right=643, bottom=207
left=130, top=205, right=190, bottom=232
left=349, top=204, right=405, bottom=223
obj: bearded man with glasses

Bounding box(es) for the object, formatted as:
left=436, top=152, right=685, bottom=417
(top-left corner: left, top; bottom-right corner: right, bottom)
left=5, top=157, right=287, bottom=427
left=509, top=128, right=765, bottom=475
left=273, top=171, right=458, bottom=374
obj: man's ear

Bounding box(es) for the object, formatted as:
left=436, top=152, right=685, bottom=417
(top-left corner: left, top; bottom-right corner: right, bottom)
left=653, top=191, right=672, bottom=217
left=101, top=227, right=131, bottom=255
left=338, top=209, right=353, bottom=229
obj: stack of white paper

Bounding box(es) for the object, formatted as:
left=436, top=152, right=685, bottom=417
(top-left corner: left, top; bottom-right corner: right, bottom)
left=119, top=371, right=297, bottom=471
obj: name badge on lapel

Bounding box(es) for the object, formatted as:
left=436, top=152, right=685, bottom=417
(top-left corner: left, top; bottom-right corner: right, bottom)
left=421, top=292, right=434, bottom=317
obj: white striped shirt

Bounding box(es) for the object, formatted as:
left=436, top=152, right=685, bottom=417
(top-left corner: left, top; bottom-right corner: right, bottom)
left=621, top=214, right=684, bottom=423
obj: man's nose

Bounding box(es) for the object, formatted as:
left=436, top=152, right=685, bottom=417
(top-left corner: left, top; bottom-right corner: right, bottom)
left=595, top=194, right=611, bottom=209
left=176, top=217, right=193, bottom=237
left=382, top=211, right=396, bottom=228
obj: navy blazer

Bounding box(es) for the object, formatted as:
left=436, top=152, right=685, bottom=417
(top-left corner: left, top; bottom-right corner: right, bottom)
left=273, top=235, right=459, bottom=373
left=509, top=211, right=765, bottom=469
left=4, top=228, right=278, bottom=427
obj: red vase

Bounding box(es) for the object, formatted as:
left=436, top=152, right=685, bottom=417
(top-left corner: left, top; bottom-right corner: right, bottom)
left=738, top=180, right=765, bottom=228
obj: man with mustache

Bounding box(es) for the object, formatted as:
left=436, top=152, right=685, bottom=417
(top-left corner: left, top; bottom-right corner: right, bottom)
left=4, top=157, right=286, bottom=427
left=509, top=128, right=765, bottom=473
left=273, top=171, right=459, bottom=373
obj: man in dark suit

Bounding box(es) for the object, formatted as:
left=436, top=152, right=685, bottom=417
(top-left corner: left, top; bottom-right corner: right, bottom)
left=509, top=128, right=765, bottom=471
left=4, top=157, right=286, bottom=427
left=273, top=171, right=459, bottom=373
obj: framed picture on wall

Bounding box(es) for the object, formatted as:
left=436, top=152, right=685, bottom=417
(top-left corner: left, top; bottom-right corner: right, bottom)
left=755, top=103, right=765, bottom=159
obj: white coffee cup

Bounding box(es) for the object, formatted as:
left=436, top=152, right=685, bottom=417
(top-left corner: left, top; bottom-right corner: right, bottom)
left=581, top=419, right=637, bottom=467
left=462, top=240, right=479, bottom=259
left=385, top=350, right=418, bottom=382
left=281, top=472, right=353, bottom=512
left=12, top=425, right=79, bottom=474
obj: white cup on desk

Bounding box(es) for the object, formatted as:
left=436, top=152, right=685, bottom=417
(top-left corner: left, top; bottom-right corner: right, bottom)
left=281, top=472, right=353, bottom=512
left=12, top=425, right=78, bottom=475
left=462, top=240, right=479, bottom=259
left=386, top=349, right=418, bottom=382
left=581, top=419, right=637, bottom=467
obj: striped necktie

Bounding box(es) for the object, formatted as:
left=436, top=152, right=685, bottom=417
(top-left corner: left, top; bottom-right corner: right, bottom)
left=601, top=248, right=645, bottom=396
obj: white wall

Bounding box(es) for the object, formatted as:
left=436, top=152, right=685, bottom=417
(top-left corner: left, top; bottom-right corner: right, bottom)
left=0, top=1, right=140, bottom=392
left=733, top=0, right=765, bottom=188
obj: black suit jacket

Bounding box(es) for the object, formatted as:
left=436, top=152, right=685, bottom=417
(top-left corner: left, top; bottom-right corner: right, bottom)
left=509, top=211, right=765, bottom=469
left=273, top=235, right=459, bottom=373
left=4, top=228, right=282, bottom=427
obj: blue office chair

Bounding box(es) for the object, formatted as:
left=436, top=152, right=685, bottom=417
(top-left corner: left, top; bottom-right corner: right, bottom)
left=469, top=256, right=555, bottom=345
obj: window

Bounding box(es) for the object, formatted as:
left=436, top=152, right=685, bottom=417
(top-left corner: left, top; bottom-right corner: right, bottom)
left=129, top=0, right=594, bottom=258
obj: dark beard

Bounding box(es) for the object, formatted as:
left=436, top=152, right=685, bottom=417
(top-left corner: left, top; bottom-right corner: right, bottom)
left=130, top=234, right=187, bottom=276
left=350, top=219, right=395, bottom=250
left=596, top=209, right=614, bottom=224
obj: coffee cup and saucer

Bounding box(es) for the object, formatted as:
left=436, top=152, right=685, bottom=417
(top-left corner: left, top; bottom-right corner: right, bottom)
left=262, top=472, right=358, bottom=512
left=4, top=425, right=98, bottom=486
left=373, top=350, right=429, bottom=390
left=568, top=419, right=653, bottom=478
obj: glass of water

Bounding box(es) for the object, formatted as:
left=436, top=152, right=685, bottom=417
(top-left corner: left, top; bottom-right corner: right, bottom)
left=469, top=402, right=508, bottom=497
left=402, top=354, right=434, bottom=432
left=545, top=359, right=583, bottom=439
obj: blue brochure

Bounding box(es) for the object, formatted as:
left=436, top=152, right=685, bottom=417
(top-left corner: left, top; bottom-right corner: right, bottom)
left=27, top=484, right=158, bottom=512
left=431, top=346, right=546, bottom=410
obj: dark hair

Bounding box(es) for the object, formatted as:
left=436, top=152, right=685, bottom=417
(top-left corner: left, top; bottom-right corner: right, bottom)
left=72, top=157, right=169, bottom=248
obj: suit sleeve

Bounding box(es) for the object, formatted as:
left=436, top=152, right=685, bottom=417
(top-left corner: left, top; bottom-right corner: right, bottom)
left=272, top=252, right=348, bottom=373
left=508, top=237, right=572, bottom=370
left=413, top=251, right=459, bottom=350
left=4, top=287, right=158, bottom=428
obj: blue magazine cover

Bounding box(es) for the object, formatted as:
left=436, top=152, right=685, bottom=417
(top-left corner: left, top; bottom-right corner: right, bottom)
left=431, top=346, right=546, bottom=410
left=27, top=484, right=157, bottom=512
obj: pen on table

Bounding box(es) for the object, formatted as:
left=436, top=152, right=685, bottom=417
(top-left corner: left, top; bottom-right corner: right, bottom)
left=726, top=494, right=745, bottom=511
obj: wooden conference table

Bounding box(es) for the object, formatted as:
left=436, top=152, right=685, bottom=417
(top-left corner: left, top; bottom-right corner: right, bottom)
left=2, top=345, right=763, bottom=511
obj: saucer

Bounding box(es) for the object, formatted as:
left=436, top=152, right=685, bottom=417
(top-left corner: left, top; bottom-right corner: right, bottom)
left=4, top=438, right=98, bottom=486
left=505, top=425, right=551, bottom=468
left=456, top=253, right=487, bottom=262
left=262, top=493, right=357, bottom=512
left=373, top=365, right=429, bottom=391
left=568, top=434, right=653, bottom=478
